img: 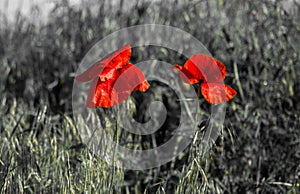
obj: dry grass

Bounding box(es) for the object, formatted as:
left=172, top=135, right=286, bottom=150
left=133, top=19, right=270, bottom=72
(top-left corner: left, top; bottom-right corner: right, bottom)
left=0, top=0, right=299, bottom=193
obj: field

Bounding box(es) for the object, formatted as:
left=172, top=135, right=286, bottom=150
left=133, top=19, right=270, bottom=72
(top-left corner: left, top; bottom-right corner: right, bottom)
left=0, top=0, right=299, bottom=193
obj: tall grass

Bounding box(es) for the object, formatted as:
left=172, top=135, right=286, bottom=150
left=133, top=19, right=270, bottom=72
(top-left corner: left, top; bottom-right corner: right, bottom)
left=0, top=0, right=299, bottom=193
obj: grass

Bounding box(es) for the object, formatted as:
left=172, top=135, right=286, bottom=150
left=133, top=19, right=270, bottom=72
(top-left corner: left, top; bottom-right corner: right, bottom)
left=0, top=0, right=300, bottom=193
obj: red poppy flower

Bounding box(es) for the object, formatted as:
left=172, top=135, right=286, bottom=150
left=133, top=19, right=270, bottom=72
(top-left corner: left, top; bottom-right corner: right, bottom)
left=173, top=54, right=237, bottom=104
left=76, top=44, right=150, bottom=108
left=76, top=44, right=132, bottom=82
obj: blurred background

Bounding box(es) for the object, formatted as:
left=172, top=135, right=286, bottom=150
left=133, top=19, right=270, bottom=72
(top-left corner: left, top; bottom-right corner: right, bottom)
left=0, top=0, right=299, bottom=193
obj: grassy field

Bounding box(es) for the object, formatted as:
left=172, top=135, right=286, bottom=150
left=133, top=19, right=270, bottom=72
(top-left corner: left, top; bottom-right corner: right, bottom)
left=0, top=0, right=300, bottom=193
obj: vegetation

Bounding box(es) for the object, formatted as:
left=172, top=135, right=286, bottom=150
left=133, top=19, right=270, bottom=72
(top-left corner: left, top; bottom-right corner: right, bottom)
left=0, top=0, right=299, bottom=193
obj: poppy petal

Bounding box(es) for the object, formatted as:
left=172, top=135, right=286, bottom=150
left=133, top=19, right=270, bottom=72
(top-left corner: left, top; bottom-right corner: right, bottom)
left=113, top=64, right=150, bottom=93
left=76, top=62, right=107, bottom=82
left=185, top=54, right=226, bottom=83
left=173, top=64, right=200, bottom=84
left=174, top=54, right=226, bottom=84
left=85, top=63, right=150, bottom=108
left=86, top=78, right=111, bottom=108
left=135, top=80, right=150, bottom=92
left=201, top=83, right=237, bottom=104
left=76, top=44, right=131, bottom=82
